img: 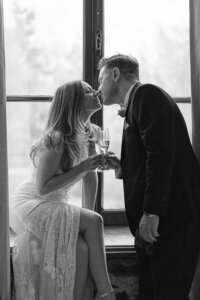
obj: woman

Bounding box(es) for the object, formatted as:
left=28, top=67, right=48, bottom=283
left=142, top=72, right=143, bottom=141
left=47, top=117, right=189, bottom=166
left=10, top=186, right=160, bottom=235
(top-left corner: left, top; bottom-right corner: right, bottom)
left=10, top=80, right=116, bottom=300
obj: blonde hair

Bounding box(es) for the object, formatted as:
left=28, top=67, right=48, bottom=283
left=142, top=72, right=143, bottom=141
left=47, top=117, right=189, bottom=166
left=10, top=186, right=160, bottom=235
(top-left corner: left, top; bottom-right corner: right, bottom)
left=30, top=80, right=93, bottom=171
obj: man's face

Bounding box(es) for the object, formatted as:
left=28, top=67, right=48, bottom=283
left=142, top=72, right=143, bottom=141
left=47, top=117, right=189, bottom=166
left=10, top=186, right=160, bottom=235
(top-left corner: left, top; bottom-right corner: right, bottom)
left=98, top=66, right=119, bottom=105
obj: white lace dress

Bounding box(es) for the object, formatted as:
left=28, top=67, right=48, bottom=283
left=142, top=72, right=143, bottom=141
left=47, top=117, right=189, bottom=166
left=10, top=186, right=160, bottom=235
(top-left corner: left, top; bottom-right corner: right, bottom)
left=10, top=174, right=93, bottom=300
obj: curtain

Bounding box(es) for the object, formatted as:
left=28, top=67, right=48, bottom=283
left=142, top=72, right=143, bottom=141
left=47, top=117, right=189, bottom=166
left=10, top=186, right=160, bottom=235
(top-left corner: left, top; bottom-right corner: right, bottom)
left=189, top=0, right=200, bottom=299
left=190, top=0, right=200, bottom=161
left=0, top=0, right=10, bottom=299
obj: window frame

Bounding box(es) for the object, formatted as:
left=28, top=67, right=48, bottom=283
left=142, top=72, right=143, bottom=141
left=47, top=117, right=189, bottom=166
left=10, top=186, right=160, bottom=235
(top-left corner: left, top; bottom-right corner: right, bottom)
left=6, top=0, right=191, bottom=226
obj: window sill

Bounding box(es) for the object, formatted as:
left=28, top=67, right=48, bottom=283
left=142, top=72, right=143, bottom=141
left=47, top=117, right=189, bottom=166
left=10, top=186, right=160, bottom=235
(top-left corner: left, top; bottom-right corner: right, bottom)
left=10, top=226, right=135, bottom=257
left=104, top=226, right=135, bottom=258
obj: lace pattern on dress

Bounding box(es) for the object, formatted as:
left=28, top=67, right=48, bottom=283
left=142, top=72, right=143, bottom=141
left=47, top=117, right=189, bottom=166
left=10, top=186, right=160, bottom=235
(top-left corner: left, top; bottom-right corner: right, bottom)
left=11, top=138, right=94, bottom=300
left=12, top=192, right=83, bottom=300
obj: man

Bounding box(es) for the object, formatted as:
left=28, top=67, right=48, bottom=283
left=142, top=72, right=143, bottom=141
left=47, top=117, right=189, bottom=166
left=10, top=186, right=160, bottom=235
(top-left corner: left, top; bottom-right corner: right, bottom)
left=98, top=54, right=200, bottom=300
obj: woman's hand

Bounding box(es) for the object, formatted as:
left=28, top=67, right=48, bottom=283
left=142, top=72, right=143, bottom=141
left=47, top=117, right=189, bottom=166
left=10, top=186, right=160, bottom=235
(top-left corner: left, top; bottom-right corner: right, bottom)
left=80, top=154, right=104, bottom=172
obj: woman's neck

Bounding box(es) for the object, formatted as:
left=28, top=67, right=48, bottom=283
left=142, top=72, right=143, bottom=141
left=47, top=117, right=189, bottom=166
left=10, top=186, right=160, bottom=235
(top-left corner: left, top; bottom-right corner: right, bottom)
left=82, top=112, right=93, bottom=126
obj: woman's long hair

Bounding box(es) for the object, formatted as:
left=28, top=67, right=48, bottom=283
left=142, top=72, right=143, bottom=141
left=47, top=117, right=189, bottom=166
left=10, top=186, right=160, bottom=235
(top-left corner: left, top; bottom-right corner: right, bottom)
left=30, top=80, right=92, bottom=171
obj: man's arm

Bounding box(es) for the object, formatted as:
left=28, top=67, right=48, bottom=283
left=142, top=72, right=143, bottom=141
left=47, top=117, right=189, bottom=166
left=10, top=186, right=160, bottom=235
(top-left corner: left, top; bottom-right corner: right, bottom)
left=134, top=85, right=175, bottom=216
left=133, top=85, right=176, bottom=242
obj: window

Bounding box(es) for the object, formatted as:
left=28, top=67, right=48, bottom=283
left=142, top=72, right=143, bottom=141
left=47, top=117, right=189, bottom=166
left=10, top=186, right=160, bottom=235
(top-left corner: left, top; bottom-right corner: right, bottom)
left=5, top=0, right=83, bottom=206
left=5, top=0, right=83, bottom=95
left=5, top=0, right=191, bottom=226
left=103, top=0, right=191, bottom=219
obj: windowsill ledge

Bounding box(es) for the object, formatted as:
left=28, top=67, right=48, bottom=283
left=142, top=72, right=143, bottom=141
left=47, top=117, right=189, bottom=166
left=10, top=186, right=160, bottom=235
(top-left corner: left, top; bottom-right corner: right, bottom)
left=10, top=226, right=135, bottom=257
left=104, top=226, right=135, bottom=258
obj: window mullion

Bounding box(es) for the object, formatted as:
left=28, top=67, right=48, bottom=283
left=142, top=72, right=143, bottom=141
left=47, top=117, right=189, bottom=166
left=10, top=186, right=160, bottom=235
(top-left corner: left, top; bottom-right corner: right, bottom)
left=83, top=0, right=104, bottom=92
left=83, top=0, right=105, bottom=216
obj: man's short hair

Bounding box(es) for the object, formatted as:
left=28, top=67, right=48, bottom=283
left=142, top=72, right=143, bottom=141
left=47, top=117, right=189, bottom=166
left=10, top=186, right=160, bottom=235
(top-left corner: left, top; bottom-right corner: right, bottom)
left=98, top=54, right=139, bottom=80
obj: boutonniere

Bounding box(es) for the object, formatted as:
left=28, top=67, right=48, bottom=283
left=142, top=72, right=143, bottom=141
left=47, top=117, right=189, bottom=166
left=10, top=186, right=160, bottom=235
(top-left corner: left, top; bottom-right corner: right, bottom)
left=118, top=104, right=127, bottom=118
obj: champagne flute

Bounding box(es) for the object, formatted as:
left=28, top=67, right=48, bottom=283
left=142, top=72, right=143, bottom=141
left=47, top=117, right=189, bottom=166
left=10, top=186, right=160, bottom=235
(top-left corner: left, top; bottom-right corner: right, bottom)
left=98, top=128, right=110, bottom=170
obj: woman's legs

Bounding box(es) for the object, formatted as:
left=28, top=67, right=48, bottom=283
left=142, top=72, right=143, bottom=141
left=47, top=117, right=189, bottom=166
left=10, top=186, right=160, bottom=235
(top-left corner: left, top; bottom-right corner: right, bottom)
left=74, top=235, right=89, bottom=300
left=79, top=208, right=115, bottom=299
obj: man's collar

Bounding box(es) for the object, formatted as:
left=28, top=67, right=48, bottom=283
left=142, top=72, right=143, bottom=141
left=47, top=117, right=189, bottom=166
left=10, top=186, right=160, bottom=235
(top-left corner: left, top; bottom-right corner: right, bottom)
left=124, top=81, right=139, bottom=107
left=118, top=81, right=140, bottom=118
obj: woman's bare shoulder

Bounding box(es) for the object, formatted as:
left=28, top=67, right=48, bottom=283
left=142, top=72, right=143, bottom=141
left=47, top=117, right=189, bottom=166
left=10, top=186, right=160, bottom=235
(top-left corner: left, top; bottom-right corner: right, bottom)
left=43, top=130, right=64, bottom=153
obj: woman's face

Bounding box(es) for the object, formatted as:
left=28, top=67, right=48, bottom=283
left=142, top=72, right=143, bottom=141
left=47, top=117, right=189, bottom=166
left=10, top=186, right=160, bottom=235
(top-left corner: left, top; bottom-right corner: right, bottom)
left=82, top=81, right=102, bottom=113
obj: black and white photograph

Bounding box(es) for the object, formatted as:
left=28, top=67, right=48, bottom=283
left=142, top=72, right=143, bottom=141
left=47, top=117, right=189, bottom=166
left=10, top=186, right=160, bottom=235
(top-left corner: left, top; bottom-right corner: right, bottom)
left=0, top=0, right=200, bottom=299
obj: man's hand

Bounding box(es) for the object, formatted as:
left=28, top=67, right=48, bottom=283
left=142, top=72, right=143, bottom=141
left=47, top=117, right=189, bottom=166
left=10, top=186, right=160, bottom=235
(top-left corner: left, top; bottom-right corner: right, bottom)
left=106, top=152, right=120, bottom=170
left=139, top=214, right=160, bottom=243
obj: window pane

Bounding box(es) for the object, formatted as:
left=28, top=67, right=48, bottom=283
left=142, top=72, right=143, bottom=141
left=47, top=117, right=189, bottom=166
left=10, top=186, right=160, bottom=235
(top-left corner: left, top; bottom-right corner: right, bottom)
left=103, top=0, right=190, bottom=210
left=103, top=106, right=124, bottom=210
left=7, top=102, right=82, bottom=208
left=104, top=0, right=190, bottom=97
left=177, top=103, right=192, bottom=140
left=4, top=0, right=83, bottom=95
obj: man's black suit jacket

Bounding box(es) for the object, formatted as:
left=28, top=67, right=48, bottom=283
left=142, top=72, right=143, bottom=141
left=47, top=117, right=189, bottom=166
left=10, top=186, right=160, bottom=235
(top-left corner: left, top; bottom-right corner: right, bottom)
left=121, top=82, right=200, bottom=236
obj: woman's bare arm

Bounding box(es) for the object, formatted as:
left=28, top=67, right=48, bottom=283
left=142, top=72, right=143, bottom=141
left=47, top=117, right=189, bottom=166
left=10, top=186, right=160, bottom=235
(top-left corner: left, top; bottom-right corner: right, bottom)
left=82, top=171, right=98, bottom=210
left=36, top=148, right=102, bottom=195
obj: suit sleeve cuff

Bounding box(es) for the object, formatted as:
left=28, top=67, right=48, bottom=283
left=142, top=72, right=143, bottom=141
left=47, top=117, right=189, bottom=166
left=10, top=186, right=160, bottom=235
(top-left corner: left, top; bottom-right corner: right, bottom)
left=115, top=166, right=123, bottom=179
left=143, top=193, right=169, bottom=216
